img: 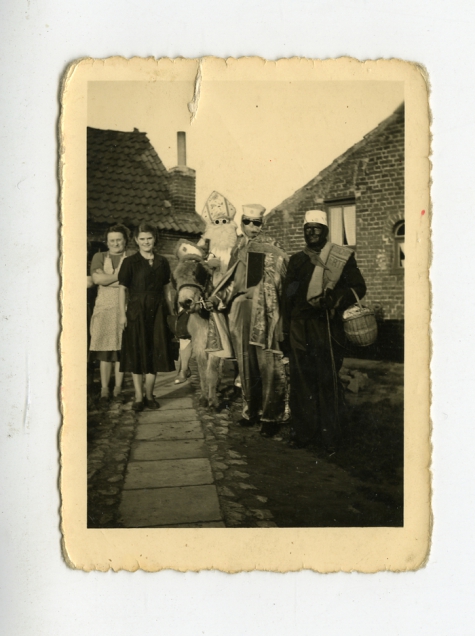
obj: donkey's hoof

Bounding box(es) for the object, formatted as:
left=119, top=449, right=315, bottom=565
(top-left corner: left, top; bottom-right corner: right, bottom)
left=198, top=396, right=209, bottom=407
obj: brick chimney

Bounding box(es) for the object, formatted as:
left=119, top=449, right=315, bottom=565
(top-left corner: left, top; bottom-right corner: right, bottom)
left=168, top=132, right=196, bottom=215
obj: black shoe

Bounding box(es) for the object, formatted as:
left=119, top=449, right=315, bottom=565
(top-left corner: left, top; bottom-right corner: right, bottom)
left=260, top=422, right=280, bottom=438
left=144, top=397, right=160, bottom=410
left=98, top=395, right=109, bottom=408
left=238, top=417, right=258, bottom=427
left=132, top=400, right=144, bottom=412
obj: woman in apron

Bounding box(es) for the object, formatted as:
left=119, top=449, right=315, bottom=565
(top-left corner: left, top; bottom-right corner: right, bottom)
left=89, top=224, right=132, bottom=406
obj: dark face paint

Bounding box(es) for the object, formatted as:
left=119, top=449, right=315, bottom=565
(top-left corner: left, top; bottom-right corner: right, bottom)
left=304, top=223, right=328, bottom=250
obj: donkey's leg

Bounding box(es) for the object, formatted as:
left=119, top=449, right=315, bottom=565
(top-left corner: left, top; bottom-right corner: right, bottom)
left=188, top=314, right=209, bottom=407
left=206, top=355, right=222, bottom=410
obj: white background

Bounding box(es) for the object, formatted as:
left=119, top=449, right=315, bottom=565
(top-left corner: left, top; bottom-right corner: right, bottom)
left=0, top=0, right=472, bottom=634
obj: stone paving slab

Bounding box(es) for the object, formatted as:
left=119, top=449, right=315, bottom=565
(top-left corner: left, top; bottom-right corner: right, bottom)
left=153, top=383, right=192, bottom=399
left=119, top=485, right=222, bottom=527
left=130, top=439, right=208, bottom=461
left=156, top=397, right=194, bottom=410
left=138, top=409, right=198, bottom=423
left=123, top=457, right=213, bottom=489
left=136, top=420, right=203, bottom=441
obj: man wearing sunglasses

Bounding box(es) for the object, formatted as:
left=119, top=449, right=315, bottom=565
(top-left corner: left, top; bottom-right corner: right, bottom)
left=281, top=209, right=366, bottom=452
left=208, top=204, right=289, bottom=437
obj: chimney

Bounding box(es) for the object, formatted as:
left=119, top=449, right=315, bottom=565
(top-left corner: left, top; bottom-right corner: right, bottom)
left=168, top=131, right=196, bottom=217
left=177, top=131, right=187, bottom=166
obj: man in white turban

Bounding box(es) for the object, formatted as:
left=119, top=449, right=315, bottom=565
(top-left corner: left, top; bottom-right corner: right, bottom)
left=281, top=209, right=366, bottom=451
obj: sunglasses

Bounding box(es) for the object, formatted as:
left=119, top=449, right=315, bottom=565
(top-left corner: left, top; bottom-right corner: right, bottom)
left=242, top=218, right=263, bottom=227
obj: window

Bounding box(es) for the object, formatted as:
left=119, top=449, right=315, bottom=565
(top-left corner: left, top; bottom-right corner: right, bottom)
left=327, top=202, right=356, bottom=247
left=394, top=221, right=405, bottom=269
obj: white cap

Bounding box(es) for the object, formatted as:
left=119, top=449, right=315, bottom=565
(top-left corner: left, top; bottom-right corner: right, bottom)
left=304, top=209, right=328, bottom=226
left=242, top=203, right=266, bottom=219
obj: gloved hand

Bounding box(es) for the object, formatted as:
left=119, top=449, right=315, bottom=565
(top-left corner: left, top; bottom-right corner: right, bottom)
left=323, top=289, right=336, bottom=310
left=203, top=295, right=220, bottom=311
left=308, top=289, right=335, bottom=311
left=206, top=257, right=221, bottom=270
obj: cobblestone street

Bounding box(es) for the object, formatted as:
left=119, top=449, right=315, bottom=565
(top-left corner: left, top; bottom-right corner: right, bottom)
left=87, top=363, right=279, bottom=528
left=87, top=358, right=403, bottom=528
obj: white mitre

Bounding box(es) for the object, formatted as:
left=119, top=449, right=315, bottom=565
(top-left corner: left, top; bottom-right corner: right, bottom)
left=201, top=191, right=237, bottom=224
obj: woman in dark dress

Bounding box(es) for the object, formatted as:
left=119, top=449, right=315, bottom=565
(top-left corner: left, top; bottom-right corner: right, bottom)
left=118, top=223, right=176, bottom=411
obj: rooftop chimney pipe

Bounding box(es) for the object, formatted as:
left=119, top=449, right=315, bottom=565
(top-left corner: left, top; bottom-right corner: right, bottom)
left=177, top=131, right=186, bottom=166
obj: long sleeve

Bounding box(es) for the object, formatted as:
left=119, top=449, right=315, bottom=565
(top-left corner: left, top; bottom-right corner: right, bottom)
left=332, top=254, right=366, bottom=312
left=282, top=254, right=301, bottom=338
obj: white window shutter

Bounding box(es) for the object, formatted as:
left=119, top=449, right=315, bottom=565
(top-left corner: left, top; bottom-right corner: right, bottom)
left=329, top=207, right=343, bottom=245
left=343, top=205, right=356, bottom=245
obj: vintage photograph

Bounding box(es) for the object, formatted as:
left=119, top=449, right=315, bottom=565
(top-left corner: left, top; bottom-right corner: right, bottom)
left=61, top=58, right=430, bottom=571
left=86, top=72, right=405, bottom=529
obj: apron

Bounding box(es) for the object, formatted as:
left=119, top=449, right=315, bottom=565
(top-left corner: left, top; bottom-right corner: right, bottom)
left=89, top=252, right=127, bottom=352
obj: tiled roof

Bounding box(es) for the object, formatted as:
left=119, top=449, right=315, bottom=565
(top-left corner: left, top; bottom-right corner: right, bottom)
left=87, top=127, right=203, bottom=234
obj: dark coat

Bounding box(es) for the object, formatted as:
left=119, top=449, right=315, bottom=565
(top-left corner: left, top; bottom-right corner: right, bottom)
left=282, top=247, right=366, bottom=343
left=281, top=244, right=367, bottom=448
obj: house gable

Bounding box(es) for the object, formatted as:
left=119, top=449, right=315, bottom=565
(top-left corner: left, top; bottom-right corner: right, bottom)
left=265, top=103, right=405, bottom=329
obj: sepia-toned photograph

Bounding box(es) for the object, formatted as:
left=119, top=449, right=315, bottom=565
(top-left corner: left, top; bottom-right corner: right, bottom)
left=60, top=57, right=430, bottom=571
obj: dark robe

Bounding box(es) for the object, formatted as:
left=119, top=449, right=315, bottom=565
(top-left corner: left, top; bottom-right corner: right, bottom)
left=282, top=245, right=366, bottom=448
left=118, top=252, right=175, bottom=375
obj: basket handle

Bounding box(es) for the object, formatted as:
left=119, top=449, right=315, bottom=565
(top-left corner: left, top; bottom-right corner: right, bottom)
left=350, top=287, right=363, bottom=309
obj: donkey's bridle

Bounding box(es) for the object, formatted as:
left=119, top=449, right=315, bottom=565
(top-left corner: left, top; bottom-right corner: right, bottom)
left=176, top=257, right=212, bottom=312
left=177, top=282, right=208, bottom=312
left=176, top=282, right=204, bottom=294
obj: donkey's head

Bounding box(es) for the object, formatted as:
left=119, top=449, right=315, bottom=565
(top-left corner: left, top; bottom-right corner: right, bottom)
left=173, top=240, right=212, bottom=313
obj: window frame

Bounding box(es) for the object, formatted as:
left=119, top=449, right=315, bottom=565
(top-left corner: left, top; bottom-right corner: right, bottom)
left=393, top=220, right=405, bottom=272
left=324, top=197, right=357, bottom=249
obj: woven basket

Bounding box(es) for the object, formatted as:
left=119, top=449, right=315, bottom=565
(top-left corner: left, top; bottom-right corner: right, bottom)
left=343, top=289, right=378, bottom=346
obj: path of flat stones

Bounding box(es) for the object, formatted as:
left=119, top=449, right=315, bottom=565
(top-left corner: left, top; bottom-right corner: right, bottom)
left=118, top=373, right=225, bottom=528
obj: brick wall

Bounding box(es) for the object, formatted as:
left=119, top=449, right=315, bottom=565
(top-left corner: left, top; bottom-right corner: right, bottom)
left=265, top=104, right=404, bottom=323
left=168, top=166, right=196, bottom=216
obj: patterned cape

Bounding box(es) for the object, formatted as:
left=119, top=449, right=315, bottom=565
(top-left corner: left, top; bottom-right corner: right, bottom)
left=207, top=234, right=288, bottom=355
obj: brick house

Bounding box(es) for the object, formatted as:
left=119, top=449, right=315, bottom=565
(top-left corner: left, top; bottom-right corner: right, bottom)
left=265, top=103, right=405, bottom=360
left=87, top=128, right=203, bottom=268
